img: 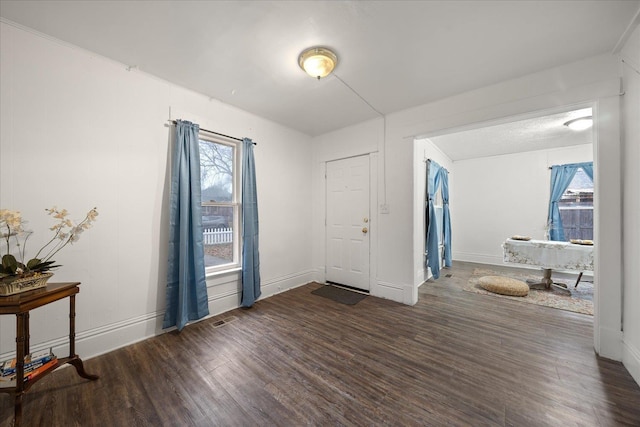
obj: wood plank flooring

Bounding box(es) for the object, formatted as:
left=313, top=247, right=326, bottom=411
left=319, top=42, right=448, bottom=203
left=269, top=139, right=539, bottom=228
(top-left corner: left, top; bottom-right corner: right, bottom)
left=2, top=261, right=639, bottom=426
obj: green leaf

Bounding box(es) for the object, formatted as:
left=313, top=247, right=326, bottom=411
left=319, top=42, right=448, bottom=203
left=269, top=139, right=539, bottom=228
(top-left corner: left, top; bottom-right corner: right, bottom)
left=27, top=260, right=59, bottom=272
left=1, top=254, right=17, bottom=274
left=27, top=258, right=42, bottom=269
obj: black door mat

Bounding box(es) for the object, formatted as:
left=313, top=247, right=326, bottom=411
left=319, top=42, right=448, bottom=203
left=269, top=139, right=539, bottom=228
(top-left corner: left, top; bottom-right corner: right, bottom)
left=311, top=285, right=368, bottom=305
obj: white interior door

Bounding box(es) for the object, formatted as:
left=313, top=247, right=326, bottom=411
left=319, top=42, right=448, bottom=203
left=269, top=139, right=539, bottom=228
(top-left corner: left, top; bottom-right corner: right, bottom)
left=326, top=155, right=370, bottom=291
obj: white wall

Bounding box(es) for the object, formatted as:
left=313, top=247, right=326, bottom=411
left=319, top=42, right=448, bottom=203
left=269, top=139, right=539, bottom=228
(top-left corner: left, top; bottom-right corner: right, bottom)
left=452, top=144, right=593, bottom=265
left=0, top=22, right=313, bottom=361
left=413, top=138, right=454, bottom=286
left=620, top=22, right=640, bottom=386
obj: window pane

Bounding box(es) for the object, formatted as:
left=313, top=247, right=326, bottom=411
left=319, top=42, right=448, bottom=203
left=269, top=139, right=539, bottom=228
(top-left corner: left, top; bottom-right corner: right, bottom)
left=202, top=205, right=235, bottom=268
left=199, top=140, right=234, bottom=203
left=558, top=168, right=593, bottom=241
left=199, top=136, right=239, bottom=271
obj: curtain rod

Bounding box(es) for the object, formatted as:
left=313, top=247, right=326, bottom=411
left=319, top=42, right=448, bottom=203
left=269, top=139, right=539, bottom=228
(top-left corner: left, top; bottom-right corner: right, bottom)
left=168, top=120, right=256, bottom=145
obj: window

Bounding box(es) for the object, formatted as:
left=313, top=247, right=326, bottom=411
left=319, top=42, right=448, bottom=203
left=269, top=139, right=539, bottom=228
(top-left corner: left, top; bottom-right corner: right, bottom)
left=558, top=168, right=593, bottom=240
left=199, top=134, right=241, bottom=272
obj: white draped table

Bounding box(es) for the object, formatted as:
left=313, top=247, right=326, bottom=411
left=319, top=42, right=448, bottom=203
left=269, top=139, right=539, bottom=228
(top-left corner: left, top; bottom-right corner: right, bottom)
left=502, top=238, right=594, bottom=289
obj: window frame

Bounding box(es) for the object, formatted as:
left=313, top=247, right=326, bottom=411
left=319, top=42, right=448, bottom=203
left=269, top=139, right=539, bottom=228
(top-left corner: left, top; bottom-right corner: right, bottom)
left=199, top=132, right=242, bottom=275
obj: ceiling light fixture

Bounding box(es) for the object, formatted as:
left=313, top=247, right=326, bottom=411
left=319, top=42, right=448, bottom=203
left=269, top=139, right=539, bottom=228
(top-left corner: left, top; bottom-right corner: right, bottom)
left=564, top=116, right=593, bottom=131
left=298, top=46, right=338, bottom=79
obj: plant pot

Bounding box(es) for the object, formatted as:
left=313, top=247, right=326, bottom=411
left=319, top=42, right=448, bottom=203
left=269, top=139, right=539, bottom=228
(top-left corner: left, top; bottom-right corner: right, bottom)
left=0, top=272, right=53, bottom=296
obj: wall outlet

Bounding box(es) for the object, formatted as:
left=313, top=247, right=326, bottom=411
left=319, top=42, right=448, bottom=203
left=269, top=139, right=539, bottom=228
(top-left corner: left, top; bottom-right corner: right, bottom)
left=380, top=204, right=390, bottom=214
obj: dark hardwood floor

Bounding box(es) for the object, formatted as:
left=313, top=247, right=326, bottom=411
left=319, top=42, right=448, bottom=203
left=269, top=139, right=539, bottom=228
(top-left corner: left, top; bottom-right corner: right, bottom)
left=2, top=261, right=640, bottom=426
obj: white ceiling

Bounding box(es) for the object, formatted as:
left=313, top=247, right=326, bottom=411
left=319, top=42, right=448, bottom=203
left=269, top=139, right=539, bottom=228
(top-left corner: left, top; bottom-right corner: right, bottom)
left=0, top=1, right=638, bottom=137
left=428, top=107, right=593, bottom=161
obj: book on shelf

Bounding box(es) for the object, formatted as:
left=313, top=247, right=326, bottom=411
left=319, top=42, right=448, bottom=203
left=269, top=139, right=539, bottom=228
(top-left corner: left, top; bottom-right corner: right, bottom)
left=0, top=348, right=55, bottom=377
left=0, top=357, right=58, bottom=388
left=25, top=358, right=58, bottom=381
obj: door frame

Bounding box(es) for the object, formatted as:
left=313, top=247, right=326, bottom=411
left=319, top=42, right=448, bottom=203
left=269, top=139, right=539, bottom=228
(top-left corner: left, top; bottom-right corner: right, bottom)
left=324, top=153, right=378, bottom=293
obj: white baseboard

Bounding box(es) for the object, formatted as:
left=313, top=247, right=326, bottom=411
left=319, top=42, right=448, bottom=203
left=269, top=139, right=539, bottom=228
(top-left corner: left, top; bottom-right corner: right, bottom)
left=312, top=266, right=325, bottom=283
left=260, top=269, right=316, bottom=298
left=372, top=280, right=405, bottom=304
left=452, top=251, right=504, bottom=266
left=0, top=269, right=316, bottom=363
left=404, top=283, right=418, bottom=305
left=623, top=340, right=640, bottom=387
left=597, top=326, right=624, bottom=361
left=0, top=310, right=167, bottom=363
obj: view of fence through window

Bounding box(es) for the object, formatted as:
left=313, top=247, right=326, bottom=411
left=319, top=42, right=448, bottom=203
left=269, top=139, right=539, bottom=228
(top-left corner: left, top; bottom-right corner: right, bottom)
left=558, top=168, right=593, bottom=241
left=199, top=138, right=237, bottom=268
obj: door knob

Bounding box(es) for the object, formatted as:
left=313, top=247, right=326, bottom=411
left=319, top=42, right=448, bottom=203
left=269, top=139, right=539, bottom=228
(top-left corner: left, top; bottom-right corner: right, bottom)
left=362, top=227, right=368, bottom=234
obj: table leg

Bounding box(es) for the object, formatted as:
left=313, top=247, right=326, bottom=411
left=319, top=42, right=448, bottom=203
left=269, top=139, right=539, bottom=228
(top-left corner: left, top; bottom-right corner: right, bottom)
left=14, top=313, right=28, bottom=427
left=67, top=294, right=99, bottom=381
left=69, top=294, right=76, bottom=357
left=526, top=268, right=554, bottom=289
left=526, top=268, right=570, bottom=292
left=575, top=272, right=584, bottom=288
left=25, top=312, right=30, bottom=355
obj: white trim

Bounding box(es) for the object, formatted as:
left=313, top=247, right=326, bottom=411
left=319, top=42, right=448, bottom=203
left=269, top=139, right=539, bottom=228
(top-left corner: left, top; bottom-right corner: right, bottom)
left=452, top=252, right=504, bottom=266
left=372, top=280, right=405, bottom=302
left=598, top=326, right=624, bottom=361
left=0, top=310, right=165, bottom=363
left=311, top=266, right=325, bottom=283
left=199, top=133, right=242, bottom=275
left=369, top=152, right=379, bottom=296
left=592, top=96, right=623, bottom=360
left=623, top=340, right=640, bottom=387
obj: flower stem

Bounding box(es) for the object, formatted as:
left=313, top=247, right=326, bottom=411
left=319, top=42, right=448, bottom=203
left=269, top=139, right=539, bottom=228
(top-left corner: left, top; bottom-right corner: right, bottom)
left=33, top=229, right=63, bottom=260
left=20, top=232, right=33, bottom=265
left=4, top=224, right=11, bottom=255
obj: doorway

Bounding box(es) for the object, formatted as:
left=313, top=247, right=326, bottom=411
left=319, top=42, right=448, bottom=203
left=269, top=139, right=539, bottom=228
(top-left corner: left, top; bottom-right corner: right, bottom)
left=414, top=104, right=600, bottom=342
left=325, top=155, right=371, bottom=291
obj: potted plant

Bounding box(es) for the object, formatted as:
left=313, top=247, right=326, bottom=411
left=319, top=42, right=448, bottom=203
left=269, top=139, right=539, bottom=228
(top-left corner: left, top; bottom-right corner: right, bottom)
left=0, top=207, right=98, bottom=296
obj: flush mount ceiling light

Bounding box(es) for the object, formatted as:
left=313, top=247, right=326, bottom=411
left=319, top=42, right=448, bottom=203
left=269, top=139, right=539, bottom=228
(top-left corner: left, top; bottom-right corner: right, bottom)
left=298, top=46, right=338, bottom=79
left=564, top=116, right=593, bottom=131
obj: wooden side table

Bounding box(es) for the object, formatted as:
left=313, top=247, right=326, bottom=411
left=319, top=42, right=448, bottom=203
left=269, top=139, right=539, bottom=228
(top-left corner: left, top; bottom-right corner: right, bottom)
left=0, top=282, right=99, bottom=427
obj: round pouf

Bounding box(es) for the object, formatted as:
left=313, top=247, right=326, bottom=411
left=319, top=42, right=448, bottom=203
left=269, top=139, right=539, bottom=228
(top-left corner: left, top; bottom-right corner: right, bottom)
left=478, top=276, right=529, bottom=297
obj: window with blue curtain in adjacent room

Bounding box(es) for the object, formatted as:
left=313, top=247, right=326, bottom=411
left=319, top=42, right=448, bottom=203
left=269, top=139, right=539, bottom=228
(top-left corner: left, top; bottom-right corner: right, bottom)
left=199, top=133, right=241, bottom=272
left=558, top=167, right=593, bottom=240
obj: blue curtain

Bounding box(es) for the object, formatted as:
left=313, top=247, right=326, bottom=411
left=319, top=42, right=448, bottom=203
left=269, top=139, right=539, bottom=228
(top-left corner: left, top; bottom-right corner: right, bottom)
left=163, top=120, right=209, bottom=331
left=241, top=138, right=261, bottom=307
left=426, top=160, right=444, bottom=278
left=547, top=161, right=593, bottom=241
left=440, top=169, right=452, bottom=268
left=582, top=163, right=593, bottom=181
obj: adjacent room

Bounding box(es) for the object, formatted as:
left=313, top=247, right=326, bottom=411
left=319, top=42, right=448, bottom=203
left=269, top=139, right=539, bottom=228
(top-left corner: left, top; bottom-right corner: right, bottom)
left=1, top=1, right=639, bottom=425
left=415, top=106, right=596, bottom=314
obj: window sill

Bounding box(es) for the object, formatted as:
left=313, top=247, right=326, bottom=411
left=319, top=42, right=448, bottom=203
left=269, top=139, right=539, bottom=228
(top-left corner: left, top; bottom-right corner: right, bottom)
left=205, top=266, right=241, bottom=279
